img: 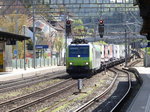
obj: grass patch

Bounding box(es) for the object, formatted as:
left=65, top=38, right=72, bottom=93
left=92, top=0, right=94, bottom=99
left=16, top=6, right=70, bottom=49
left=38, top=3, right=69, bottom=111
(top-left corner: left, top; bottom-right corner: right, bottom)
left=0, top=91, right=20, bottom=99
left=38, top=79, right=104, bottom=112
left=0, top=79, right=61, bottom=100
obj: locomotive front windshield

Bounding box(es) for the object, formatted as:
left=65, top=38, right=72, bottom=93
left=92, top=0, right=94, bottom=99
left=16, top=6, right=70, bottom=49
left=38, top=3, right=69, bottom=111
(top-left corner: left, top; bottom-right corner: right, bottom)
left=69, top=46, right=89, bottom=57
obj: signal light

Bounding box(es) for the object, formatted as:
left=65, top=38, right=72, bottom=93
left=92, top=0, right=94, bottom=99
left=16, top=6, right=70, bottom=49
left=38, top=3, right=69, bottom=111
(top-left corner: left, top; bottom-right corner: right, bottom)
left=99, top=20, right=104, bottom=24
left=66, top=20, right=71, bottom=36
left=98, top=20, right=104, bottom=38
left=66, top=20, right=71, bottom=24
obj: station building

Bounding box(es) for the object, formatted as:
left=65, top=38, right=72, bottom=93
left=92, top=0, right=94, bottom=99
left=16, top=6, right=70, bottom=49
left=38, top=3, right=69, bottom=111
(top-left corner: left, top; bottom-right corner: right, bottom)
left=0, top=31, right=30, bottom=72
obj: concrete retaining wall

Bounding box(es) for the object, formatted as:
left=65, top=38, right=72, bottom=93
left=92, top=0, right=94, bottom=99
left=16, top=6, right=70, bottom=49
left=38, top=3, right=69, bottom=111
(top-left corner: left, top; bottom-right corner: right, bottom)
left=144, top=54, right=150, bottom=67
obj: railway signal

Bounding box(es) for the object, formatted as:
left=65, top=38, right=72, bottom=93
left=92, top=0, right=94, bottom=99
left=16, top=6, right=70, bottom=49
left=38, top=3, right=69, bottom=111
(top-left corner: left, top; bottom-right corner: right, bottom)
left=98, top=20, right=104, bottom=38
left=66, top=20, right=72, bottom=36
left=147, top=34, right=150, bottom=40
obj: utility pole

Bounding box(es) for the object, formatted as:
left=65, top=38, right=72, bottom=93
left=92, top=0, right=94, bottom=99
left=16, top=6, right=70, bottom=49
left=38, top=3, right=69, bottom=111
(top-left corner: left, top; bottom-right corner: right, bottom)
left=127, top=37, right=130, bottom=61
left=145, top=39, right=148, bottom=67
left=124, top=0, right=128, bottom=67
left=64, top=8, right=67, bottom=65
left=125, top=29, right=128, bottom=67
left=32, top=0, right=36, bottom=68
left=23, top=25, right=26, bottom=70
left=92, top=17, right=96, bottom=41
left=49, top=25, right=53, bottom=66
left=15, top=0, right=19, bottom=69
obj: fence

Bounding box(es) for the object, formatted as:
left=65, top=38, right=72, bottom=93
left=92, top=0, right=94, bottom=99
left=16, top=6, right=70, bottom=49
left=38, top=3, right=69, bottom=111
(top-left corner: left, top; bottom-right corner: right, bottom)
left=12, top=57, right=63, bottom=69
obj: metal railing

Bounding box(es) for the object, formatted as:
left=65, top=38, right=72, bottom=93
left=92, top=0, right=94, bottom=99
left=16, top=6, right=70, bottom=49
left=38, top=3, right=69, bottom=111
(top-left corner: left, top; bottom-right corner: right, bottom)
left=12, top=57, right=63, bottom=69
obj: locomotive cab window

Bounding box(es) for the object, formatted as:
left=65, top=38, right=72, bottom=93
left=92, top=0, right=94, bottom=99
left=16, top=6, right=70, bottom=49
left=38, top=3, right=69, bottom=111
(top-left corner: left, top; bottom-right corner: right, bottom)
left=69, top=46, right=89, bottom=57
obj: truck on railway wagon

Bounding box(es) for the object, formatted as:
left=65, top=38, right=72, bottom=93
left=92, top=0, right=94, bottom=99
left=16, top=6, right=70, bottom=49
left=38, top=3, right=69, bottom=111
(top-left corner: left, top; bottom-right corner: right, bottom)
left=100, top=44, right=125, bottom=62
left=66, top=39, right=101, bottom=78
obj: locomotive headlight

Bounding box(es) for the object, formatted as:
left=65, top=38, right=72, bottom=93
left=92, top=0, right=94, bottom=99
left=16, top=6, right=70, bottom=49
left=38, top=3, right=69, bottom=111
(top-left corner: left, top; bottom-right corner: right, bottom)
left=70, top=62, right=73, bottom=65
left=85, top=62, right=89, bottom=65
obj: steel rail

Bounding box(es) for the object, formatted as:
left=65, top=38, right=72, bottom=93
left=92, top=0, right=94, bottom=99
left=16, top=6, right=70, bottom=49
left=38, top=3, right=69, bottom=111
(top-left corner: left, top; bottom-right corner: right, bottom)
left=110, top=67, right=132, bottom=112
left=7, top=79, right=76, bottom=112
left=0, top=79, right=72, bottom=106
left=74, top=69, right=118, bottom=112
left=0, top=70, right=65, bottom=85
left=0, top=71, right=68, bottom=93
left=0, top=70, right=66, bottom=86
left=128, top=60, right=141, bottom=67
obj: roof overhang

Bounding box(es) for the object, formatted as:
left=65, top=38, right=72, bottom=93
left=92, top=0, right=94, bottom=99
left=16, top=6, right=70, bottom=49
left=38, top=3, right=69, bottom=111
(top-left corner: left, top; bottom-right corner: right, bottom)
left=0, top=31, right=30, bottom=41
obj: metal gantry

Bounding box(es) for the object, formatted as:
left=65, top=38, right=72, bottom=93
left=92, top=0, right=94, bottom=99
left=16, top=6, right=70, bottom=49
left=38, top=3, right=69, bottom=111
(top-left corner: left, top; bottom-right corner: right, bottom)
left=0, top=0, right=140, bottom=28
left=0, top=0, right=139, bottom=14
left=0, top=0, right=142, bottom=68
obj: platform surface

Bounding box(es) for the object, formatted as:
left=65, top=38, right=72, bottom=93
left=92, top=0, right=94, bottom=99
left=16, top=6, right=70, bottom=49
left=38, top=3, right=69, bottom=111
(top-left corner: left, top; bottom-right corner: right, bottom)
left=0, top=66, right=65, bottom=81
left=127, top=67, right=150, bottom=112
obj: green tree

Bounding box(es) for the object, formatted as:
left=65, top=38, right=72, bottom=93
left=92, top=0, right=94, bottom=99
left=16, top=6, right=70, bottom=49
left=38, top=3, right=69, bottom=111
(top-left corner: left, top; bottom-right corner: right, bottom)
left=0, top=14, right=29, bottom=58
left=95, top=41, right=107, bottom=45
left=73, top=19, right=85, bottom=38
left=54, top=36, right=64, bottom=60
left=88, top=28, right=94, bottom=34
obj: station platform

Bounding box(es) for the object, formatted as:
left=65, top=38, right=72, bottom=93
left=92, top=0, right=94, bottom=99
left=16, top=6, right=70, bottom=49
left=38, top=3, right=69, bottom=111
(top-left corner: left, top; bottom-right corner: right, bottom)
left=0, top=66, right=65, bottom=82
left=127, top=67, right=150, bottom=112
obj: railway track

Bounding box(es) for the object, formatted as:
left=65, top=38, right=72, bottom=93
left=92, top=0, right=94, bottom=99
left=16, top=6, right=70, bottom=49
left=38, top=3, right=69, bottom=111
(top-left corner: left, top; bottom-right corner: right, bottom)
left=0, top=70, right=66, bottom=85
left=0, top=59, right=141, bottom=112
left=128, top=59, right=141, bottom=67
left=74, top=68, right=118, bottom=112
left=74, top=66, right=132, bottom=112
left=99, top=60, right=141, bottom=112
left=0, top=70, right=68, bottom=93
left=110, top=67, right=132, bottom=112
left=0, top=78, right=76, bottom=112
